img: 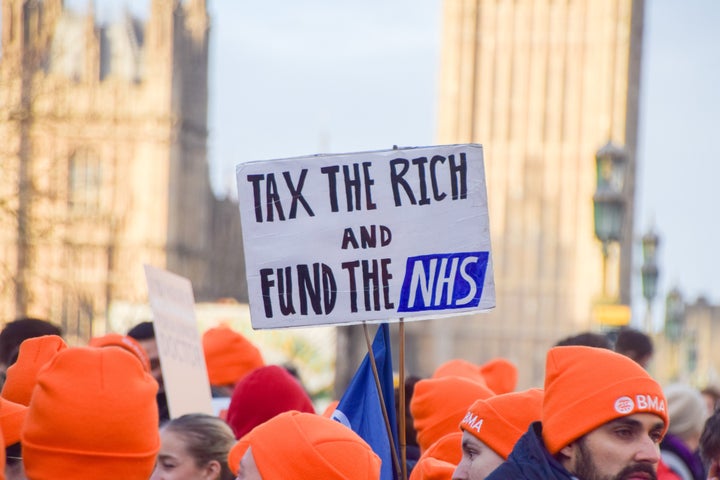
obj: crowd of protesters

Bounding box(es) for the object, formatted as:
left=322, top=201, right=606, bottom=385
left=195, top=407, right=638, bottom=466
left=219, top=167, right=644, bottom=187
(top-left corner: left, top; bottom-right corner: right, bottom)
left=0, top=317, right=718, bottom=480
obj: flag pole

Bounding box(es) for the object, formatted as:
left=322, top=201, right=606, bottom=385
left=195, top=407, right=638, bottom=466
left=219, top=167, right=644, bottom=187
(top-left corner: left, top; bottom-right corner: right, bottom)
left=398, top=318, right=407, bottom=480
left=362, top=322, right=402, bottom=478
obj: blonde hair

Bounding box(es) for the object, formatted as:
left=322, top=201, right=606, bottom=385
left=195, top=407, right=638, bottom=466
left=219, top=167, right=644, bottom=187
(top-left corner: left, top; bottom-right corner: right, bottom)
left=163, top=413, right=236, bottom=480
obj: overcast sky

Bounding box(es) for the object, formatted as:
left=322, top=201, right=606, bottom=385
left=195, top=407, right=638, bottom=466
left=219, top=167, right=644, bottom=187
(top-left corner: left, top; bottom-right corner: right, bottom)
left=67, top=1, right=720, bottom=320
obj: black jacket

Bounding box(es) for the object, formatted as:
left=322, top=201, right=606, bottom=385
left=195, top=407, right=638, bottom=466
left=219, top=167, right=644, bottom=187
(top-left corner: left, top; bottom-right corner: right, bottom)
left=485, top=422, right=575, bottom=480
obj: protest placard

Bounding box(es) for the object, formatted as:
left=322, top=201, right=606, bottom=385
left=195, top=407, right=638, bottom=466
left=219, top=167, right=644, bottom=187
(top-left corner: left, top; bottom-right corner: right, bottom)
left=144, top=265, right=214, bottom=417
left=236, top=144, right=494, bottom=329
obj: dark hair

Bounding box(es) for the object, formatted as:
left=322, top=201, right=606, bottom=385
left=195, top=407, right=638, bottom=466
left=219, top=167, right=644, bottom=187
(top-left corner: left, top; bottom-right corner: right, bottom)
left=0, top=317, right=63, bottom=366
left=555, top=332, right=612, bottom=349
left=163, top=413, right=236, bottom=480
left=127, top=321, right=155, bottom=341
left=700, top=408, right=720, bottom=463
left=614, top=328, right=653, bottom=359
left=5, top=441, right=21, bottom=466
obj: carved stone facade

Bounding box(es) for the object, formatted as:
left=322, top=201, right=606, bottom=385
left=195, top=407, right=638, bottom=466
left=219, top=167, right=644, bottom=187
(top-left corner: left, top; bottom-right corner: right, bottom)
left=0, top=0, right=246, bottom=342
left=407, top=0, right=644, bottom=387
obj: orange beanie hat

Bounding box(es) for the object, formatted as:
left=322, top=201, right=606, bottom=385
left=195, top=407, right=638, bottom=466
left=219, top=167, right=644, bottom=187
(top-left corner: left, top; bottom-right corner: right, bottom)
left=202, top=326, right=264, bottom=386
left=460, top=388, right=543, bottom=459
left=542, top=346, right=668, bottom=454
left=409, top=432, right=462, bottom=480
left=1, top=335, right=67, bottom=406
left=432, top=359, right=488, bottom=387
left=409, top=457, right=457, bottom=480
left=479, top=358, right=518, bottom=394
left=232, top=411, right=380, bottom=479
left=0, top=397, right=27, bottom=446
left=411, top=376, right=494, bottom=453
left=22, top=347, right=160, bottom=480
left=88, top=333, right=151, bottom=372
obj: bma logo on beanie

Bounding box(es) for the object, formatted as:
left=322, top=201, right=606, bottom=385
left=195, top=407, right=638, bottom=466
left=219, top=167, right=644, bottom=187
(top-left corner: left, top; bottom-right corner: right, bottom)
left=614, top=394, right=666, bottom=415
left=461, top=412, right=484, bottom=432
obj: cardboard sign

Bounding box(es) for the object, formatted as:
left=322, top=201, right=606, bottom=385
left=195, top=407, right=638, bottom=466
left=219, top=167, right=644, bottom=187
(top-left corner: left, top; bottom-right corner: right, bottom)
left=144, top=265, right=213, bottom=417
left=236, top=144, right=495, bottom=329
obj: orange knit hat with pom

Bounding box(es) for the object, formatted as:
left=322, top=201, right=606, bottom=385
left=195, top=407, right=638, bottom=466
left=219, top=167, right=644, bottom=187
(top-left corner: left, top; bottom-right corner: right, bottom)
left=202, top=326, right=264, bottom=387
left=432, top=359, right=488, bottom=387
left=1, top=335, right=67, bottom=406
left=230, top=411, right=380, bottom=479
left=22, top=347, right=160, bottom=480
left=479, top=358, right=518, bottom=394
left=542, top=346, right=668, bottom=454
left=0, top=397, right=27, bottom=446
left=411, top=376, right=494, bottom=453
left=460, top=388, right=543, bottom=459
left=88, top=333, right=151, bottom=372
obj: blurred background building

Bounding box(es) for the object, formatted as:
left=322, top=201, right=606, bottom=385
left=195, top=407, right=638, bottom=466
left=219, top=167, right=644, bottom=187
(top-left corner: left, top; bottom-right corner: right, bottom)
left=404, top=0, right=643, bottom=388
left=0, top=0, right=246, bottom=344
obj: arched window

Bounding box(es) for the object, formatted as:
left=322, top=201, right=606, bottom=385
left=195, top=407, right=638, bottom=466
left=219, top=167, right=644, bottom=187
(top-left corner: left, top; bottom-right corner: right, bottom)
left=68, top=149, right=102, bottom=214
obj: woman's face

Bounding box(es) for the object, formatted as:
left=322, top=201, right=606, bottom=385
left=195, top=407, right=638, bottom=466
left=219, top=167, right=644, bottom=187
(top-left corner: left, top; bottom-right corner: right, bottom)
left=151, top=430, right=217, bottom=480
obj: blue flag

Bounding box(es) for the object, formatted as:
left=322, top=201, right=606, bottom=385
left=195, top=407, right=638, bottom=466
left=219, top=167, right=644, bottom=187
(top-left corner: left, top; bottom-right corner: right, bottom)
left=332, top=324, right=399, bottom=480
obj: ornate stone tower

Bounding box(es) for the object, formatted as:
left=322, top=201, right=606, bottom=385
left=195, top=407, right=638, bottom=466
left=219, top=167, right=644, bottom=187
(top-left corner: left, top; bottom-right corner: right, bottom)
left=409, top=0, right=644, bottom=387
left=0, top=0, right=245, bottom=341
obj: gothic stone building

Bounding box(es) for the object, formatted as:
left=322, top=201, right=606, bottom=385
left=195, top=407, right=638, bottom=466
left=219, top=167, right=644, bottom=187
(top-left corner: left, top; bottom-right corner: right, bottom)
left=0, top=0, right=246, bottom=341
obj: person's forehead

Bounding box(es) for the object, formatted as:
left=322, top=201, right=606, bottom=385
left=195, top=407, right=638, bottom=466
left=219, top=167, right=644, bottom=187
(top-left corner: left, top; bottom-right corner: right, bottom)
left=603, top=412, right=665, bottom=430
left=462, top=430, right=489, bottom=449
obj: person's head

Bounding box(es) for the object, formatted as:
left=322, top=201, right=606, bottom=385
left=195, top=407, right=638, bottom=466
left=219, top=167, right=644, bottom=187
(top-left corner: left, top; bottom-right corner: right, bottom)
left=88, top=333, right=151, bottom=372
left=202, top=326, right=264, bottom=395
left=21, top=346, right=160, bottom=479
left=0, top=318, right=62, bottom=372
left=1, top=335, right=67, bottom=406
left=225, top=365, right=314, bottom=439
left=701, top=385, right=720, bottom=415
left=555, top=331, right=612, bottom=349
left=542, top=346, right=668, bottom=479
left=151, top=413, right=235, bottom=480
left=432, top=358, right=518, bottom=394
left=700, top=407, right=720, bottom=467
left=433, top=359, right=488, bottom=386
left=664, top=382, right=707, bottom=450
left=229, top=411, right=380, bottom=479
left=410, top=376, right=494, bottom=453
left=127, top=321, right=162, bottom=390
left=453, top=389, right=543, bottom=480
left=614, top=328, right=654, bottom=369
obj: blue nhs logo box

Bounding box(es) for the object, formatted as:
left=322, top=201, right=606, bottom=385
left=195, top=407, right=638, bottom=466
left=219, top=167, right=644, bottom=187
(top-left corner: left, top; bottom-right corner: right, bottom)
left=397, top=252, right=489, bottom=312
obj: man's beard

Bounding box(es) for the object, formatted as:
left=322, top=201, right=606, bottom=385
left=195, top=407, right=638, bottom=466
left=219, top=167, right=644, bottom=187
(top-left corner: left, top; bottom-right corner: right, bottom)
left=572, top=439, right=658, bottom=480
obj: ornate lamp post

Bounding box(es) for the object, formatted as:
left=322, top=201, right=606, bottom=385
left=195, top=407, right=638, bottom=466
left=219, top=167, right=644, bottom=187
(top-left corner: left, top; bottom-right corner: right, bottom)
left=593, top=141, right=628, bottom=299
left=664, top=287, right=685, bottom=380
left=640, top=229, right=659, bottom=332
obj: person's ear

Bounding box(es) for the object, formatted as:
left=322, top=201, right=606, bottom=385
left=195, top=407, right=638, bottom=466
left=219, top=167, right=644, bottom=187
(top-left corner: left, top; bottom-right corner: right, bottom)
left=558, top=441, right=577, bottom=469
left=203, top=459, right=221, bottom=480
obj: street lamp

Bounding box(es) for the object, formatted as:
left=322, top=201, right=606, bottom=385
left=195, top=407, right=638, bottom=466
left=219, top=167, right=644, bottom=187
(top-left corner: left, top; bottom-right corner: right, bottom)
left=640, top=229, right=659, bottom=332
left=664, top=287, right=685, bottom=380
left=593, top=141, right=628, bottom=299
left=664, top=287, right=685, bottom=343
